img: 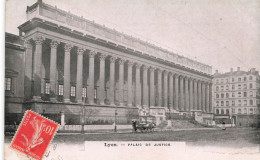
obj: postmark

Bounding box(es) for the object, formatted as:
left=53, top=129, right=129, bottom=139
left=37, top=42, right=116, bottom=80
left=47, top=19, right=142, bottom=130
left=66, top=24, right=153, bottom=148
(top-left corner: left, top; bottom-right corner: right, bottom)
left=10, top=110, right=59, bottom=160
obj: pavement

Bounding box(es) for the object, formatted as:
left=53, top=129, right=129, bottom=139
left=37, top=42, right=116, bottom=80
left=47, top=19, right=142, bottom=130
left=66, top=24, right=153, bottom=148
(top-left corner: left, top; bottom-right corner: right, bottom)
left=56, top=127, right=220, bottom=135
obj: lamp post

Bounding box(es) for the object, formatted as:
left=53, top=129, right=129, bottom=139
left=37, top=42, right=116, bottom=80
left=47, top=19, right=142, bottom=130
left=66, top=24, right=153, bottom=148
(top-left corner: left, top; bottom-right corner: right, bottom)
left=114, top=108, right=117, bottom=132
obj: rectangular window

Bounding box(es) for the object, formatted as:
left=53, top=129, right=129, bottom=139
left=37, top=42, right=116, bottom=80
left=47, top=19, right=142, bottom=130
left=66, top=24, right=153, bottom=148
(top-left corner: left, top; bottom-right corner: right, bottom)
left=45, top=82, right=50, bottom=94
left=5, top=77, right=11, bottom=91
left=250, top=100, right=253, bottom=105
left=243, top=84, right=247, bottom=89
left=232, top=108, right=235, bottom=114
left=232, top=78, right=234, bottom=82
left=244, top=100, right=247, bottom=106
left=71, top=86, right=76, bottom=97
left=238, top=84, right=241, bottom=90
left=244, top=92, right=247, bottom=97
left=226, top=101, right=229, bottom=106
left=232, top=92, right=235, bottom=97
left=238, top=92, right=241, bottom=97
left=244, top=108, right=247, bottom=114
left=94, top=88, right=97, bottom=99
left=232, top=85, right=235, bottom=90
left=82, top=87, right=87, bottom=98
left=232, top=101, right=235, bottom=106
left=250, top=83, right=253, bottom=89
left=244, top=77, right=247, bottom=81
left=58, top=85, right=64, bottom=95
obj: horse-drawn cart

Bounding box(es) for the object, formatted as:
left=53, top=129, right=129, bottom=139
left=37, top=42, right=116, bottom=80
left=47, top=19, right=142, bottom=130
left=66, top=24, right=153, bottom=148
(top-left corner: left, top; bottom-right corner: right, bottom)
left=132, top=115, right=156, bottom=133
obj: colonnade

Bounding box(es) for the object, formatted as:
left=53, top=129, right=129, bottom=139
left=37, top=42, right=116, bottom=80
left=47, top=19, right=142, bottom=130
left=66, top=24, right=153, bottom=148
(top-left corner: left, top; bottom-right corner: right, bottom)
left=24, top=35, right=213, bottom=113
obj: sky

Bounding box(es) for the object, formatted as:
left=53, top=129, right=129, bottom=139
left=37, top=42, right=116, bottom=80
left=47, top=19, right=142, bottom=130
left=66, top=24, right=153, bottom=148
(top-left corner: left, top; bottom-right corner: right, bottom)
left=5, top=0, right=260, bottom=74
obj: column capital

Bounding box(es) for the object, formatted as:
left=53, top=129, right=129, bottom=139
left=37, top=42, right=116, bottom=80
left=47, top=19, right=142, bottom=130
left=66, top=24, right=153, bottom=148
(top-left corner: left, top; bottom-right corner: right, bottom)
left=142, top=65, right=148, bottom=71
left=109, top=56, right=117, bottom=63
left=168, top=72, right=173, bottom=76
left=163, top=70, right=168, bottom=75
left=24, top=39, right=33, bottom=48
left=89, top=50, right=97, bottom=58
left=135, top=63, right=141, bottom=69
left=157, top=68, right=162, bottom=74
left=174, top=73, right=179, bottom=77
left=33, top=34, right=45, bottom=45
left=77, top=47, right=85, bottom=55
left=118, top=58, right=126, bottom=65
left=50, top=40, right=60, bottom=49
left=98, top=53, right=107, bottom=61
left=149, top=66, right=155, bottom=72
left=126, top=60, right=134, bottom=66
left=64, top=43, right=73, bottom=52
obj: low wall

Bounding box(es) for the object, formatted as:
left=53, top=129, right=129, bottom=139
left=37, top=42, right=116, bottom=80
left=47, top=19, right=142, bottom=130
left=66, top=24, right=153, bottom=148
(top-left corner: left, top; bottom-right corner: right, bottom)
left=59, top=125, right=132, bottom=132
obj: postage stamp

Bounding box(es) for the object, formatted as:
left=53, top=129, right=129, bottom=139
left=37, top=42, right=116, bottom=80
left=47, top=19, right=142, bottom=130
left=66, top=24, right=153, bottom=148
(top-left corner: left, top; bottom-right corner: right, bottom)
left=10, top=110, right=59, bottom=160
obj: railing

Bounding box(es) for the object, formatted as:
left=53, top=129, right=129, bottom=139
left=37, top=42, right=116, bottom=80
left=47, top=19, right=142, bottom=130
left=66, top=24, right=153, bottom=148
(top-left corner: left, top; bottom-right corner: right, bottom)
left=26, top=1, right=212, bottom=75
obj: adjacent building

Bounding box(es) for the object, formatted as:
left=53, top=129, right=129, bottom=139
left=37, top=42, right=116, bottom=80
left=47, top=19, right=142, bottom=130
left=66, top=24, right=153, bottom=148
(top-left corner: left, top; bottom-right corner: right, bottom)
left=5, top=0, right=213, bottom=127
left=213, top=67, right=260, bottom=127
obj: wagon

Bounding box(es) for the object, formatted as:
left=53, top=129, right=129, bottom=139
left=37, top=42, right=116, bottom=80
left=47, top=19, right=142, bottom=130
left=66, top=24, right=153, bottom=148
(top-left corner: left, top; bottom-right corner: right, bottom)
left=132, top=115, right=156, bottom=133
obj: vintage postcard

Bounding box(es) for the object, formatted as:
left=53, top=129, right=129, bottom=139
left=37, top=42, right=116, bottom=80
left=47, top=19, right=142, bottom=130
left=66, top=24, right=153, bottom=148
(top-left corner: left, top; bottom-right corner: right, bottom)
left=4, top=0, right=260, bottom=160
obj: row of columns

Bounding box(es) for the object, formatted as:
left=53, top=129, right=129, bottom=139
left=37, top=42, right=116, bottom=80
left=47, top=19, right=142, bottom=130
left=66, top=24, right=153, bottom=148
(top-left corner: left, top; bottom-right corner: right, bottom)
left=25, top=34, right=213, bottom=112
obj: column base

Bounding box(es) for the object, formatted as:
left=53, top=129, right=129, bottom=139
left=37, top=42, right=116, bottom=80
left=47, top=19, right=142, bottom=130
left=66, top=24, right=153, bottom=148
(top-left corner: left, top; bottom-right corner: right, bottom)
left=32, top=96, right=42, bottom=101
left=50, top=97, right=57, bottom=102
left=64, top=99, right=71, bottom=103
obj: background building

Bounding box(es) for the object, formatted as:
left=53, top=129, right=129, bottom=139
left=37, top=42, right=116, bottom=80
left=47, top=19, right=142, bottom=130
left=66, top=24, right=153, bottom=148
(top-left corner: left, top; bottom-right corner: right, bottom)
left=5, top=0, right=213, bottom=127
left=213, top=67, right=260, bottom=127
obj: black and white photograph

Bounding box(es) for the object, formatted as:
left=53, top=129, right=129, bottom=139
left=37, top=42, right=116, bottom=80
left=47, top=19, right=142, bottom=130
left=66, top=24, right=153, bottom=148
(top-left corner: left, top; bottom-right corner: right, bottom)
left=2, top=0, right=260, bottom=159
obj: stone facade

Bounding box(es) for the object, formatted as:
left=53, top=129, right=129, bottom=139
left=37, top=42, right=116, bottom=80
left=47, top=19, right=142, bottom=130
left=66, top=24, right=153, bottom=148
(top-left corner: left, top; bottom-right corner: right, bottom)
left=213, top=67, right=260, bottom=126
left=5, top=0, right=213, bottom=125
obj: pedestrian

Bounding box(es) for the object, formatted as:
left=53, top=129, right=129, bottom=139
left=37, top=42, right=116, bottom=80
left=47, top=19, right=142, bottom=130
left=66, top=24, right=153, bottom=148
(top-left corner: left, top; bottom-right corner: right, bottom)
left=222, top=121, right=226, bottom=130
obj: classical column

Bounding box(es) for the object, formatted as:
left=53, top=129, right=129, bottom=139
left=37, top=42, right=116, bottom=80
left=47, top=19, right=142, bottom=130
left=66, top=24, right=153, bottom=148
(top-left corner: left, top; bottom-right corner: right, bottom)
left=135, top=63, right=141, bottom=107
left=184, top=77, right=189, bottom=111
left=32, top=35, right=45, bottom=100
left=49, top=40, right=59, bottom=102
left=206, top=83, right=209, bottom=113
left=157, top=69, right=162, bottom=107
left=127, top=60, right=134, bottom=107
left=149, top=67, right=155, bottom=107
left=189, top=78, right=193, bottom=111
left=63, top=43, right=73, bottom=102
left=202, top=82, right=205, bottom=112
left=174, top=74, right=179, bottom=111
left=198, top=81, right=202, bottom=110
left=142, top=65, right=148, bottom=107
left=194, top=80, right=198, bottom=110
left=98, top=53, right=107, bottom=105
left=118, top=59, right=125, bottom=106
left=109, top=56, right=116, bottom=105
left=76, top=47, right=84, bottom=103
left=24, top=40, right=33, bottom=100
left=87, top=50, right=97, bottom=104
left=209, top=83, right=213, bottom=113
left=163, top=71, right=168, bottom=108
left=169, top=72, right=173, bottom=110
left=179, top=76, right=184, bottom=111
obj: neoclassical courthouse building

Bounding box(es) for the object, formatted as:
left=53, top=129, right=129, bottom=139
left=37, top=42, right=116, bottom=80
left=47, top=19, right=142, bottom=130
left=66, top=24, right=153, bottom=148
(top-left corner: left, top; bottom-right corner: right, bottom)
left=5, top=0, right=213, bottom=125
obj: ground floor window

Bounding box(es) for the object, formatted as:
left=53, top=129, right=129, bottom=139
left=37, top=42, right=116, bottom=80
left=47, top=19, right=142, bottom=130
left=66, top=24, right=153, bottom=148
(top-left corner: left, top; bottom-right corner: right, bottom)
left=45, top=82, right=50, bottom=94
left=58, top=85, right=64, bottom=95
left=5, top=77, right=11, bottom=91
left=71, top=86, right=76, bottom=97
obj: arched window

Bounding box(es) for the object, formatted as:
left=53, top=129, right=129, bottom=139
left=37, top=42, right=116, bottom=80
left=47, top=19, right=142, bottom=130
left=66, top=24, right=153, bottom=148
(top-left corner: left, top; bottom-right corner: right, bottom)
left=250, top=100, right=253, bottom=105
left=216, top=86, right=219, bottom=91
left=226, top=101, right=229, bottom=106
left=249, top=76, right=253, bottom=80
left=216, top=109, right=219, bottom=114
left=216, top=101, right=219, bottom=106
left=216, top=94, right=219, bottom=98
left=226, top=93, right=229, bottom=98
left=221, top=109, right=224, bottom=114
left=244, top=108, right=247, bottom=114
left=250, top=108, right=253, bottom=114
left=238, top=108, right=241, bottom=114
left=226, top=109, right=229, bottom=115
left=250, top=91, right=253, bottom=97
left=250, top=83, right=253, bottom=89
left=221, top=93, right=224, bottom=98
left=226, top=85, right=229, bottom=90
left=221, top=101, right=224, bottom=106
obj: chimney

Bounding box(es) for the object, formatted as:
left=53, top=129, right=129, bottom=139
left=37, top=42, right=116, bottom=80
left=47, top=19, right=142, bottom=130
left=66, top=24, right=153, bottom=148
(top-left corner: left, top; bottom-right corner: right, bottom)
left=215, top=70, right=218, bottom=73
left=237, top=67, right=240, bottom=71
left=230, top=68, right=233, bottom=72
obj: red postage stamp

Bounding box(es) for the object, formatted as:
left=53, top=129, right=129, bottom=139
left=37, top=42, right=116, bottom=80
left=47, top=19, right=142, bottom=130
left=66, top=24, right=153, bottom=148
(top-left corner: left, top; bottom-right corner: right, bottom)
left=10, top=110, right=59, bottom=160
